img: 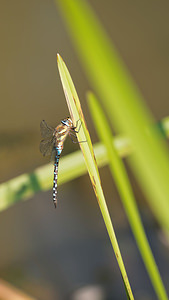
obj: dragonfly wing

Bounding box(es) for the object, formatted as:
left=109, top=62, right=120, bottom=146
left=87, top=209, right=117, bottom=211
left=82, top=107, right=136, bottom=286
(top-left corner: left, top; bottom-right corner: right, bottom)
left=50, top=147, right=57, bottom=162
left=40, top=138, right=55, bottom=157
left=40, top=120, right=54, bottom=139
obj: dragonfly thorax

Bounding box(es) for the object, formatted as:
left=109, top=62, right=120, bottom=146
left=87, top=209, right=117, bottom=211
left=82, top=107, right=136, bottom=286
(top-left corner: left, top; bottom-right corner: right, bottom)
left=55, top=118, right=74, bottom=149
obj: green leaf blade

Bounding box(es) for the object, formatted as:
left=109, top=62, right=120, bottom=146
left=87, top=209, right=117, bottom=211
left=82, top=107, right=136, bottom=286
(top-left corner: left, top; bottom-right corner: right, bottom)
left=57, top=54, right=134, bottom=300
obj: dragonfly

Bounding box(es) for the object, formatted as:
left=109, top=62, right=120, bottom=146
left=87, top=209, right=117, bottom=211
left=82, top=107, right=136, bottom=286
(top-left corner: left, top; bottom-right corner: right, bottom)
left=40, top=117, right=81, bottom=208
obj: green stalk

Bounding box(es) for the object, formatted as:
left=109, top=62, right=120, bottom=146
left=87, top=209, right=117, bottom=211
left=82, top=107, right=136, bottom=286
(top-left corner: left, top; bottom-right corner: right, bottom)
left=0, top=134, right=130, bottom=211
left=0, top=116, right=169, bottom=212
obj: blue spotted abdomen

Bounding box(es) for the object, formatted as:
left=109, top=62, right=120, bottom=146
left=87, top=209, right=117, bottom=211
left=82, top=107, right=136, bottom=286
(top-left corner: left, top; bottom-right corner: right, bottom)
left=53, top=147, right=62, bottom=208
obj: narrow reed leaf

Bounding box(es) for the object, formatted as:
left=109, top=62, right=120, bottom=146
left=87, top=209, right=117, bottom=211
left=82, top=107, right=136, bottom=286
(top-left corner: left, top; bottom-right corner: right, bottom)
left=55, top=0, right=169, bottom=233
left=57, top=54, right=134, bottom=299
left=87, top=92, right=168, bottom=300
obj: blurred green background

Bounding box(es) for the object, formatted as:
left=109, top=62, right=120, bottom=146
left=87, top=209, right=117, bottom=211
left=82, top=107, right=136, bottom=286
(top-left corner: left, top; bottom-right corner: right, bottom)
left=0, top=0, right=169, bottom=299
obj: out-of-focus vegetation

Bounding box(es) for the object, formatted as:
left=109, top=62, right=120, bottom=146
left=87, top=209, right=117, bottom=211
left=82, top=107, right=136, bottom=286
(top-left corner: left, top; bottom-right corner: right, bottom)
left=55, top=0, right=169, bottom=234
left=88, top=92, right=168, bottom=300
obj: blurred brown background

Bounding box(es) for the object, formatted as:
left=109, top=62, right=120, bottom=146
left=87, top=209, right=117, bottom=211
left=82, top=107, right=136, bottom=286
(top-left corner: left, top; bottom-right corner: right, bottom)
left=0, top=1, right=169, bottom=299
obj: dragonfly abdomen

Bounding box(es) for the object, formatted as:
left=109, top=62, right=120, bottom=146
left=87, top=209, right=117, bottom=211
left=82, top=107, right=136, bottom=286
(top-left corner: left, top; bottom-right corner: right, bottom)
left=53, top=147, right=62, bottom=208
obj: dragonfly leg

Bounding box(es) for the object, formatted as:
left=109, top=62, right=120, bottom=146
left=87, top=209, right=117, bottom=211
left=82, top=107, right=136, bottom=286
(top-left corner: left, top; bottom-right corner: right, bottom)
left=73, top=119, right=82, bottom=133
left=70, top=120, right=87, bottom=143
left=68, top=132, right=87, bottom=144
left=69, top=133, right=79, bottom=144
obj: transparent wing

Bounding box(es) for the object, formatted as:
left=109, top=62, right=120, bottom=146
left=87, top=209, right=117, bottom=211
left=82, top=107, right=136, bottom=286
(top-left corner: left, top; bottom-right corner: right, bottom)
left=40, top=120, right=54, bottom=139
left=50, top=147, right=58, bottom=162
left=39, top=138, right=55, bottom=157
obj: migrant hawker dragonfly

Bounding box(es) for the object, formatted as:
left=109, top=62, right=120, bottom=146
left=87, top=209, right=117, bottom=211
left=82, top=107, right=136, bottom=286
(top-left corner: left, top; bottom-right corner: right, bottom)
left=40, top=118, right=79, bottom=208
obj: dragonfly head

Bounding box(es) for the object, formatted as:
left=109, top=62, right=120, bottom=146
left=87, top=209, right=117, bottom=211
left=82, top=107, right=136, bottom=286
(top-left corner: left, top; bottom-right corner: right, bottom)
left=61, top=117, right=74, bottom=128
